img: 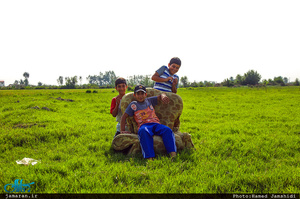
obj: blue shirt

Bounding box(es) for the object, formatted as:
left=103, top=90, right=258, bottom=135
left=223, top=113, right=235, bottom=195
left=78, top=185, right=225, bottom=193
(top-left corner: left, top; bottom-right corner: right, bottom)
left=153, top=65, right=179, bottom=92
left=125, top=97, right=160, bottom=129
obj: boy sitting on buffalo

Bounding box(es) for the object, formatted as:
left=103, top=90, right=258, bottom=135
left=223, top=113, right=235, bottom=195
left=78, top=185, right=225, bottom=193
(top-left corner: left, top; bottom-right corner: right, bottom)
left=120, top=85, right=177, bottom=160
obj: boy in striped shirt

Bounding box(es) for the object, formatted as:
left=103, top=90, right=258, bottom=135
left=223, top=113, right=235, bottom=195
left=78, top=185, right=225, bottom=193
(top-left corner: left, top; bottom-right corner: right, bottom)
left=152, top=57, right=181, bottom=94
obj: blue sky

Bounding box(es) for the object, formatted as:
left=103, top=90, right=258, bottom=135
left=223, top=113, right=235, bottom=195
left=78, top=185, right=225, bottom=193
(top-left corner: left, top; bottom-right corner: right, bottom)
left=1, top=0, right=299, bottom=85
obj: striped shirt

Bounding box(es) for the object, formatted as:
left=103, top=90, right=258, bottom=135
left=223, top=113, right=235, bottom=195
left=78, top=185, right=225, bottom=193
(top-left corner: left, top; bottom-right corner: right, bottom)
left=153, top=65, right=179, bottom=92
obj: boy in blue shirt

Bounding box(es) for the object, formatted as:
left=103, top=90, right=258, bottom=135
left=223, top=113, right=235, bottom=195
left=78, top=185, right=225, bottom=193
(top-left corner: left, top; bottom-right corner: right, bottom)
left=120, top=85, right=177, bottom=160
left=152, top=57, right=181, bottom=94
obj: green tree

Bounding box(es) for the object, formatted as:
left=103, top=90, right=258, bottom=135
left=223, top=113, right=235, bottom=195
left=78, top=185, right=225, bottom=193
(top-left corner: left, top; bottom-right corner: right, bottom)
left=274, top=76, right=284, bottom=85
left=79, top=76, right=82, bottom=86
left=268, top=78, right=275, bottom=85
left=106, top=71, right=117, bottom=87
left=199, top=81, right=204, bottom=87
left=222, top=78, right=234, bottom=87
left=24, top=79, right=29, bottom=86
left=71, top=76, right=78, bottom=86
left=180, top=76, right=189, bottom=87
left=65, top=76, right=78, bottom=89
left=243, top=70, right=261, bottom=85
left=262, top=79, right=268, bottom=85
left=140, top=75, right=154, bottom=87
left=235, top=74, right=244, bottom=85
left=205, top=81, right=214, bottom=87
left=57, top=76, right=64, bottom=86
left=294, top=78, right=299, bottom=86
left=86, top=71, right=116, bottom=87
left=86, top=75, right=98, bottom=85
left=23, top=72, right=30, bottom=86
left=127, top=75, right=146, bottom=86
left=190, top=81, right=198, bottom=87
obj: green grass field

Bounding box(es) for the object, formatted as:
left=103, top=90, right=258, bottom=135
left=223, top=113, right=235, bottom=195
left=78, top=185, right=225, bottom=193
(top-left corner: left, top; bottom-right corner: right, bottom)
left=0, top=87, right=299, bottom=193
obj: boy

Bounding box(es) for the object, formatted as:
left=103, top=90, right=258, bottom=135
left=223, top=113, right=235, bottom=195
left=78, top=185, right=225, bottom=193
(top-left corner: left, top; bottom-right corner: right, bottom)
left=110, top=77, right=129, bottom=137
left=120, top=85, right=177, bottom=160
left=152, top=57, right=181, bottom=94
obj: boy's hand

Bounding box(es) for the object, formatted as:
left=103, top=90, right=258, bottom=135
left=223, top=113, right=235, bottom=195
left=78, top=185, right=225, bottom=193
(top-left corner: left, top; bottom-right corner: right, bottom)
left=160, top=93, right=170, bottom=104
left=172, top=78, right=178, bottom=86
left=116, top=95, right=122, bottom=104
left=165, top=77, right=173, bottom=82
left=121, top=131, right=131, bottom=134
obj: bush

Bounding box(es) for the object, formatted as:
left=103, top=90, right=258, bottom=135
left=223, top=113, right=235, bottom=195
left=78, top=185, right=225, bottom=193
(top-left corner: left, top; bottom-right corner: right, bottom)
left=243, top=70, right=261, bottom=85
left=294, top=78, right=299, bottom=86
left=127, top=86, right=134, bottom=91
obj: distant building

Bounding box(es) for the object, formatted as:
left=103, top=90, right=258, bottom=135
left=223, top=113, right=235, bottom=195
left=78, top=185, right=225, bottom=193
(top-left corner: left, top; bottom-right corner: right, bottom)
left=0, top=81, right=4, bottom=87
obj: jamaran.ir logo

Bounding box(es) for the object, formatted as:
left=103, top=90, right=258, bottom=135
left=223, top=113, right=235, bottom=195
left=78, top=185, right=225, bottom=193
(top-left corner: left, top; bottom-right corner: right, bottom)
left=4, top=179, right=35, bottom=193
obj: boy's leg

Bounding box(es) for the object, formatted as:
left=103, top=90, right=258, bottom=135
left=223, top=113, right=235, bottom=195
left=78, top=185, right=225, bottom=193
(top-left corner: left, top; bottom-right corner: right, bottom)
left=153, top=124, right=177, bottom=154
left=138, top=124, right=156, bottom=159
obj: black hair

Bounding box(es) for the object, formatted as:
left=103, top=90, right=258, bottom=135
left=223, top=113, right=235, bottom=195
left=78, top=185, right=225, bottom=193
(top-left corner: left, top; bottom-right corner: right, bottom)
left=169, top=57, right=181, bottom=66
left=115, top=77, right=127, bottom=87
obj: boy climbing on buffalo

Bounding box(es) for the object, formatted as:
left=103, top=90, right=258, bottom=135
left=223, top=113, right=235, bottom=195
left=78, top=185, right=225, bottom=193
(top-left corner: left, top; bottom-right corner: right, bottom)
left=152, top=57, right=181, bottom=127
left=152, top=57, right=181, bottom=94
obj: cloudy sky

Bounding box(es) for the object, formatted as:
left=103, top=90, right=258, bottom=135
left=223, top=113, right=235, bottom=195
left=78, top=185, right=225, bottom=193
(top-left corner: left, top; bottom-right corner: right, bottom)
left=1, top=0, right=299, bottom=86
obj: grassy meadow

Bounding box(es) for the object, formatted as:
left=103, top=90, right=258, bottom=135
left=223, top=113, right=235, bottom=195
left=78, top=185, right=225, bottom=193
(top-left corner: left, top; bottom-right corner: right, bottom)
left=0, top=87, right=299, bottom=193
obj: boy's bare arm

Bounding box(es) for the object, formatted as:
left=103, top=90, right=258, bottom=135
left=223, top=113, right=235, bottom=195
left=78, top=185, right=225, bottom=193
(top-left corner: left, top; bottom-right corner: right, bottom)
left=111, top=104, right=118, bottom=117
left=171, top=78, right=178, bottom=93
left=172, top=87, right=177, bottom=94
left=120, top=113, right=131, bottom=134
left=152, top=72, right=173, bottom=82
left=111, top=95, right=121, bottom=117
left=158, top=93, right=170, bottom=104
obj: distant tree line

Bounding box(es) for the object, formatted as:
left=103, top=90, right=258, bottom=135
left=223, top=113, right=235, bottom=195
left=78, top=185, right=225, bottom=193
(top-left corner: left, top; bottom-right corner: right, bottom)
left=179, top=70, right=300, bottom=88
left=179, top=76, right=216, bottom=88
left=53, top=71, right=155, bottom=89
left=221, top=70, right=299, bottom=87
left=4, top=69, right=299, bottom=90
left=11, top=72, right=30, bottom=88
left=55, top=71, right=155, bottom=89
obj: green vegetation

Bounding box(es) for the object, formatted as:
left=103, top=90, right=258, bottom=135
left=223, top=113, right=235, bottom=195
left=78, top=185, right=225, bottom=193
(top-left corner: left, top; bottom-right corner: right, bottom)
left=0, top=87, right=299, bottom=193
left=2, top=70, right=299, bottom=90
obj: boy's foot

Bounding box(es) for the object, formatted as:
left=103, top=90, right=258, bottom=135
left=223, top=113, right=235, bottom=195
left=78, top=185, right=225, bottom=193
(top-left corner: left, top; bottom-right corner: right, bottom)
left=170, top=156, right=176, bottom=162
left=169, top=152, right=176, bottom=158
left=169, top=152, right=176, bottom=162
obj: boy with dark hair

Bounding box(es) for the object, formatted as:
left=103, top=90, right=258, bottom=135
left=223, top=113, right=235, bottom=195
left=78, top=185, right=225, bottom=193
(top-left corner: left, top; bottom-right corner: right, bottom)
left=152, top=57, right=181, bottom=94
left=110, top=77, right=129, bottom=137
left=120, top=85, right=177, bottom=160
